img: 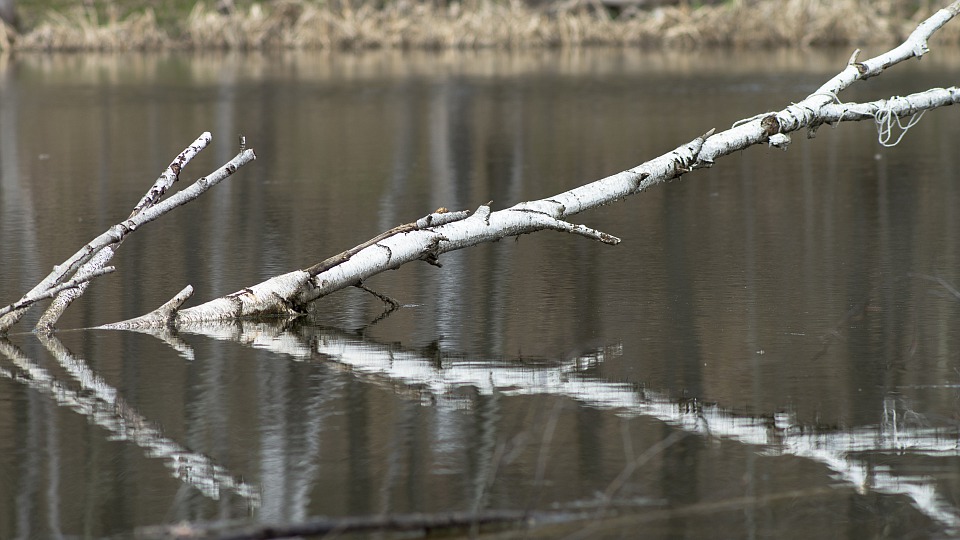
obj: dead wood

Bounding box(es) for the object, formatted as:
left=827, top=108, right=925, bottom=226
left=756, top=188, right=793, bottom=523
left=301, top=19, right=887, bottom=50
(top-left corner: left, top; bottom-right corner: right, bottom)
left=2, top=2, right=959, bottom=334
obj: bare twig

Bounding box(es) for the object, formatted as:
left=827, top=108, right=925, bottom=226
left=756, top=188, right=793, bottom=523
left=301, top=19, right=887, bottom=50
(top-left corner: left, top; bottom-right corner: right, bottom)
left=355, top=282, right=401, bottom=309
left=0, top=266, right=115, bottom=319
left=603, top=430, right=687, bottom=501
left=304, top=208, right=472, bottom=278
left=911, top=273, right=960, bottom=300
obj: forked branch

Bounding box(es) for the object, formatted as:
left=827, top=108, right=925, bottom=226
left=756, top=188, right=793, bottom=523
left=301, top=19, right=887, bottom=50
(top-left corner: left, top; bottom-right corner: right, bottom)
left=5, top=2, right=960, bottom=333
left=0, top=134, right=255, bottom=335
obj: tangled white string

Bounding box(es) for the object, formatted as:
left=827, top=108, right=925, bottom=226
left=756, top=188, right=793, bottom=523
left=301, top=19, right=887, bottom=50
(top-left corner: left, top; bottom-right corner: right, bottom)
left=875, top=97, right=925, bottom=147
left=731, top=91, right=926, bottom=147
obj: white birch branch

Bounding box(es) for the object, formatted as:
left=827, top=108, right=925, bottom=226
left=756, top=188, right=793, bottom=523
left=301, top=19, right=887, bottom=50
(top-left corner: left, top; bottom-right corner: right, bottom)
left=0, top=137, right=255, bottom=335
left=31, top=133, right=216, bottom=334
left=35, top=246, right=118, bottom=333
left=96, top=285, right=200, bottom=355
left=129, top=132, right=212, bottom=218
left=93, top=286, right=198, bottom=359
left=43, top=2, right=960, bottom=329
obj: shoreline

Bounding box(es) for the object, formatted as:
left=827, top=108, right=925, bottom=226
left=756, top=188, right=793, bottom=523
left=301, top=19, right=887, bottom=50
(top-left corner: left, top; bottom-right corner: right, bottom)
left=2, top=1, right=958, bottom=52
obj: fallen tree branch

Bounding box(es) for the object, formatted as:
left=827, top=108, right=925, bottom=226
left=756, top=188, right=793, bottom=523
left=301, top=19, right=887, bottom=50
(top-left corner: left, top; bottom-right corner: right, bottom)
left=104, top=1, right=960, bottom=328
left=0, top=134, right=255, bottom=335
left=30, top=133, right=218, bottom=334
left=99, top=285, right=195, bottom=331
left=11, top=3, right=960, bottom=332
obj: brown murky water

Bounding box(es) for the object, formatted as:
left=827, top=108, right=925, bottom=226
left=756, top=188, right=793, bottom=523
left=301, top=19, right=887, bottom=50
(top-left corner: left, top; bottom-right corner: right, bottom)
left=2, top=48, right=960, bottom=538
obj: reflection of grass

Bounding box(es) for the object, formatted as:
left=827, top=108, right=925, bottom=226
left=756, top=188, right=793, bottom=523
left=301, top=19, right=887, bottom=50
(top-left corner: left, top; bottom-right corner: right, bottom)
left=7, top=0, right=960, bottom=51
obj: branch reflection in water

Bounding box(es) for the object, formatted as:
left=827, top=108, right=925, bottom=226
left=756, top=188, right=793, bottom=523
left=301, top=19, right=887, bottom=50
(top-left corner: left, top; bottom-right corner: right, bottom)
left=162, top=318, right=960, bottom=534
left=0, top=338, right=260, bottom=507
left=4, top=314, right=959, bottom=535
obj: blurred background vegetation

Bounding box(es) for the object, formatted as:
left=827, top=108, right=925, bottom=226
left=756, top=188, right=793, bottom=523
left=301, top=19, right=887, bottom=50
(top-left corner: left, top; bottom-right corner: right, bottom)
left=0, top=0, right=953, bottom=50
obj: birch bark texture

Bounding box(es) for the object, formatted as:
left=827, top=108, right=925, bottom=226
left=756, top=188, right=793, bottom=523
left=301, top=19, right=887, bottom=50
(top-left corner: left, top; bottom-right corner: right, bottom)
left=4, top=2, right=960, bottom=333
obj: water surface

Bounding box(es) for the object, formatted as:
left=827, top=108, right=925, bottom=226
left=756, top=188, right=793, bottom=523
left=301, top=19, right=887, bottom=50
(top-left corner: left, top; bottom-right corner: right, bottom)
left=2, top=48, right=960, bottom=538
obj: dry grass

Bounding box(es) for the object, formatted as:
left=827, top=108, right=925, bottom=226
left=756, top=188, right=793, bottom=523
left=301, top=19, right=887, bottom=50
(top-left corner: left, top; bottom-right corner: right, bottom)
left=14, top=5, right=167, bottom=51
left=5, top=0, right=960, bottom=52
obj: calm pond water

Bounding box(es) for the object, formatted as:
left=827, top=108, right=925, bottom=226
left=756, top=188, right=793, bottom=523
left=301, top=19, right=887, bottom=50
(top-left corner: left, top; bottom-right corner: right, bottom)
left=2, top=47, right=960, bottom=538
